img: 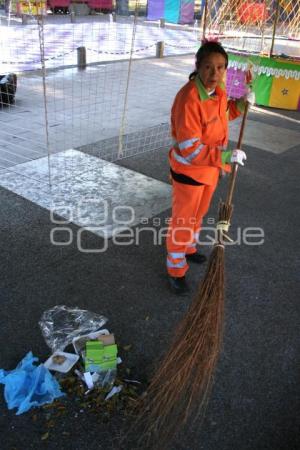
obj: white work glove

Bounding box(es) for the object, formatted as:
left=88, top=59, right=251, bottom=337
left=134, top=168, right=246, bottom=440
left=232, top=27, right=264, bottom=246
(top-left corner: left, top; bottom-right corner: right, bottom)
left=231, top=149, right=247, bottom=166
left=246, top=90, right=255, bottom=105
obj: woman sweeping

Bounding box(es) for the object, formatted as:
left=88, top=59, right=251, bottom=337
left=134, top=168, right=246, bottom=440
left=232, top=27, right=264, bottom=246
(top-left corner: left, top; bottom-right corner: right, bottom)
left=167, top=40, right=254, bottom=294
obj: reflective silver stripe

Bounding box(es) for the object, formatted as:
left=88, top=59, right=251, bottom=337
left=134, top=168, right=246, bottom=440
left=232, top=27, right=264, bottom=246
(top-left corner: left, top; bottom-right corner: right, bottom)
left=187, top=243, right=196, bottom=248
left=172, top=149, right=191, bottom=165
left=167, top=259, right=186, bottom=269
left=172, top=144, right=204, bottom=165
left=178, top=137, right=200, bottom=151
left=184, top=143, right=205, bottom=162
left=169, top=252, right=185, bottom=259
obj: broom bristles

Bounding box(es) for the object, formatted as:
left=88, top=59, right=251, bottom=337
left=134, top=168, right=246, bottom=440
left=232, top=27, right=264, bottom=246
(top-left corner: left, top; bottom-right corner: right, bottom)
left=124, top=201, right=233, bottom=450
left=129, top=245, right=225, bottom=449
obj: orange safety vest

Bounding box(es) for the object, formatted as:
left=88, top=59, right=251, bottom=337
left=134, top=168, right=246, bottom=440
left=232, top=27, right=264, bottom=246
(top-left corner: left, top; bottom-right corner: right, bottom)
left=169, top=76, right=244, bottom=185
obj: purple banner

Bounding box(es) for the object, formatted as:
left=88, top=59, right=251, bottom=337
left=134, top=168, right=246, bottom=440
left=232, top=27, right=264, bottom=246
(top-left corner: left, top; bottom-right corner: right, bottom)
left=179, top=0, right=195, bottom=24
left=147, top=0, right=164, bottom=20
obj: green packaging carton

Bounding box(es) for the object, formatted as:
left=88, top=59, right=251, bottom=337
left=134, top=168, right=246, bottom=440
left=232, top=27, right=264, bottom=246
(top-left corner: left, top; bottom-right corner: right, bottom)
left=85, top=340, right=118, bottom=373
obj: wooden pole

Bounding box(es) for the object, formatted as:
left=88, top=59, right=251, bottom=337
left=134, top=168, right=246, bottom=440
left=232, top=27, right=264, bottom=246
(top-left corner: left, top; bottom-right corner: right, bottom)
left=226, top=102, right=250, bottom=205
left=270, top=0, right=280, bottom=58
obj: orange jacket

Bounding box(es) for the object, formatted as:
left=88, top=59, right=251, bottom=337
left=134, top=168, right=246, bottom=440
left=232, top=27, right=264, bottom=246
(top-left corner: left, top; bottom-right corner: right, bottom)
left=169, top=76, right=245, bottom=185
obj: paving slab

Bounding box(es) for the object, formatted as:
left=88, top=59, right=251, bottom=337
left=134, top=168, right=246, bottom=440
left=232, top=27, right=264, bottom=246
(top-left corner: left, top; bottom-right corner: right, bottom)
left=0, top=149, right=171, bottom=239
left=229, top=117, right=300, bottom=154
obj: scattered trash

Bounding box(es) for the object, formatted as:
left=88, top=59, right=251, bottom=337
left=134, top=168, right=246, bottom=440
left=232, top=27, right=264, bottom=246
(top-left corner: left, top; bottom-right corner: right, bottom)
left=72, top=327, right=119, bottom=389
left=83, top=372, right=94, bottom=390
left=1, top=304, right=145, bottom=436
left=82, top=368, right=117, bottom=391
left=72, top=329, right=112, bottom=355
left=105, top=385, right=123, bottom=401
left=41, top=432, right=49, bottom=441
left=39, top=305, right=107, bottom=352
left=0, top=352, right=65, bottom=415
left=74, top=369, right=85, bottom=382
left=123, top=345, right=132, bottom=351
left=85, top=340, right=118, bottom=372
left=124, top=379, right=142, bottom=385
left=44, top=352, right=79, bottom=374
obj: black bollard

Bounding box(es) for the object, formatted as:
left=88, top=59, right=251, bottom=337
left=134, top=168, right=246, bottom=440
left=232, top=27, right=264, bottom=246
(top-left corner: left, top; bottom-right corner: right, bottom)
left=77, top=47, right=86, bottom=69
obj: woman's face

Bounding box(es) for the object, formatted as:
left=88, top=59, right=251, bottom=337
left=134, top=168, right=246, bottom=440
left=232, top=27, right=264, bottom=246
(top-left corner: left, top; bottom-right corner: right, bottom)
left=198, top=52, right=227, bottom=91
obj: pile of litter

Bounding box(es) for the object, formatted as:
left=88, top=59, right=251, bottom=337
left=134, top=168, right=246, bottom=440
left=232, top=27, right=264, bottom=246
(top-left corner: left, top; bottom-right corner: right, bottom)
left=32, top=366, right=144, bottom=442
left=0, top=305, right=146, bottom=428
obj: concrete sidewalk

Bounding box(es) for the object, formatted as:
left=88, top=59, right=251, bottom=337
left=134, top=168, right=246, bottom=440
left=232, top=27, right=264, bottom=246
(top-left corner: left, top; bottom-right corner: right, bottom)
left=1, top=54, right=299, bottom=169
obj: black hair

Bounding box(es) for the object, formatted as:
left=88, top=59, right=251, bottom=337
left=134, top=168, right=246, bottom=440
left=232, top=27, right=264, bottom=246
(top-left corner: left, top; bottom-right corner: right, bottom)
left=189, top=41, right=228, bottom=80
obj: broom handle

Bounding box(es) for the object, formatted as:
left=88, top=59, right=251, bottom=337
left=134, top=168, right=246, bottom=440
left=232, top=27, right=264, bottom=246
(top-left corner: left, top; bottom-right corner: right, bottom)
left=226, top=102, right=250, bottom=205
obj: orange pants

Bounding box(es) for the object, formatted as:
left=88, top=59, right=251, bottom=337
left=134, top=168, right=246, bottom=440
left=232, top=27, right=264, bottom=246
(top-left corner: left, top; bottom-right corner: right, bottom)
left=166, top=174, right=219, bottom=277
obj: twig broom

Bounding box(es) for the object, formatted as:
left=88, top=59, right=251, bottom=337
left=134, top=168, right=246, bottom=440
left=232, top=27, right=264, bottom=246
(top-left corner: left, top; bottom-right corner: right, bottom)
left=131, top=102, right=250, bottom=449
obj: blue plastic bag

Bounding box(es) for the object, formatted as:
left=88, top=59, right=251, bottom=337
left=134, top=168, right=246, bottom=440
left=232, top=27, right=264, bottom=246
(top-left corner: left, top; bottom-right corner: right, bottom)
left=0, top=352, right=65, bottom=415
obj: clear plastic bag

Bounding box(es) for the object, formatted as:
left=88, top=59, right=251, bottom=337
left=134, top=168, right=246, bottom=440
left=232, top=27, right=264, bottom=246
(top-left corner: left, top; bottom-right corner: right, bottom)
left=39, top=305, right=108, bottom=352
left=82, top=369, right=117, bottom=390
left=73, top=330, right=118, bottom=388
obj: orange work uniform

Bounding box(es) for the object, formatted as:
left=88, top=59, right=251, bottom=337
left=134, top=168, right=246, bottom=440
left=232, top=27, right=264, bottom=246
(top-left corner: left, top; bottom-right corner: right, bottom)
left=166, top=76, right=244, bottom=278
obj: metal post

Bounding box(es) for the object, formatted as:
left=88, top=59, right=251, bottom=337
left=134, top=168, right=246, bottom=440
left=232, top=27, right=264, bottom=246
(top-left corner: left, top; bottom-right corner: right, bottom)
left=112, top=12, right=116, bottom=22
left=160, top=18, right=165, bottom=28
left=70, top=11, right=76, bottom=23
left=270, top=0, right=280, bottom=57
left=22, top=14, right=28, bottom=25
left=202, top=0, right=208, bottom=40
left=156, top=41, right=164, bottom=58
left=77, top=46, right=86, bottom=69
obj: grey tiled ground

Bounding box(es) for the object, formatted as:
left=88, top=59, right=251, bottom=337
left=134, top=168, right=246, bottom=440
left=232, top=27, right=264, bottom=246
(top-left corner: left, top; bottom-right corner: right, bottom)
left=0, top=57, right=189, bottom=168
left=1, top=54, right=299, bottom=171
